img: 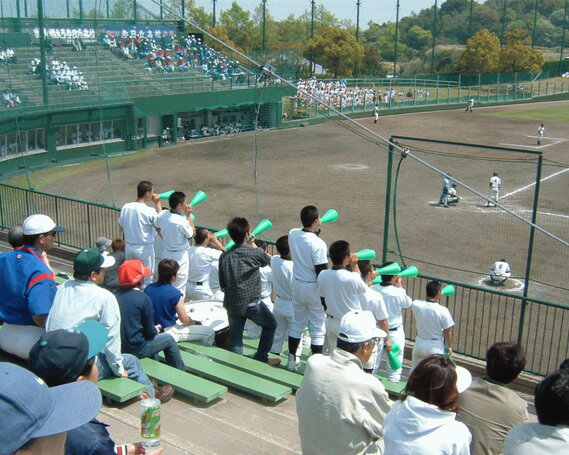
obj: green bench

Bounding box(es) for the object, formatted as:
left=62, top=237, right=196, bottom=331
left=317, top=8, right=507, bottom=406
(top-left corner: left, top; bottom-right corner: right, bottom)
left=375, top=370, right=408, bottom=398
left=177, top=349, right=292, bottom=403
left=242, top=337, right=310, bottom=363
left=179, top=341, right=303, bottom=390
left=140, top=358, right=227, bottom=403
left=97, top=377, right=147, bottom=403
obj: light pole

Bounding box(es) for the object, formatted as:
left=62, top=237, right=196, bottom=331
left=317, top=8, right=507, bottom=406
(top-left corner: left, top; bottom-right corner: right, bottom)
left=310, top=0, right=315, bottom=76
left=560, top=0, right=568, bottom=74
left=394, top=0, right=400, bottom=76
left=262, top=0, right=267, bottom=51
left=356, top=0, right=361, bottom=43
left=212, top=0, right=217, bottom=27
left=430, top=0, right=438, bottom=75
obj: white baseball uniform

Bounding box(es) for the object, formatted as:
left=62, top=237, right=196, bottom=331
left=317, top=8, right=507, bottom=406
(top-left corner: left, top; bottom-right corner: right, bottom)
left=118, top=201, right=158, bottom=284
left=208, top=260, right=224, bottom=301
left=187, top=245, right=222, bottom=300
left=490, top=260, right=511, bottom=283
left=246, top=263, right=273, bottom=339
left=410, top=299, right=454, bottom=372
left=537, top=125, right=545, bottom=144
left=371, top=283, right=413, bottom=382
left=358, top=286, right=389, bottom=371
left=155, top=210, right=193, bottom=296
left=288, top=228, right=328, bottom=345
left=270, top=255, right=295, bottom=354
left=489, top=175, right=501, bottom=206
left=318, top=268, right=367, bottom=354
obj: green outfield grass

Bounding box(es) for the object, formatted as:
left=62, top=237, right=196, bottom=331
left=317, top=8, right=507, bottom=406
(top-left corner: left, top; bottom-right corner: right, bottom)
left=484, top=104, right=569, bottom=123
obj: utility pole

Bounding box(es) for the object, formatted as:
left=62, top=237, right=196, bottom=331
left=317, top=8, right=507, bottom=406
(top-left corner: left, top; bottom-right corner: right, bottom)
left=262, top=0, right=267, bottom=51
left=531, top=0, right=539, bottom=48
left=310, top=0, right=315, bottom=76
left=468, top=0, right=474, bottom=40
left=394, top=0, right=400, bottom=76
left=181, top=0, right=185, bottom=19
left=356, top=0, right=361, bottom=43
left=430, top=0, right=438, bottom=75
left=212, top=0, right=217, bottom=27
left=37, top=0, right=48, bottom=106
left=560, top=0, right=568, bottom=74
left=500, top=0, right=507, bottom=45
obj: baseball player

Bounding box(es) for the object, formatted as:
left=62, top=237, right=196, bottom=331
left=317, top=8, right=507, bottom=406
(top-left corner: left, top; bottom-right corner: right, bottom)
left=465, top=98, right=474, bottom=112
left=286, top=205, right=328, bottom=371
left=371, top=262, right=413, bottom=382
left=537, top=123, right=545, bottom=145
left=439, top=174, right=452, bottom=208
left=490, top=259, right=511, bottom=284
left=410, top=280, right=454, bottom=372
left=186, top=228, right=225, bottom=300
left=373, top=105, right=380, bottom=124
left=118, top=180, right=162, bottom=286
left=317, top=240, right=367, bottom=355
left=488, top=172, right=501, bottom=207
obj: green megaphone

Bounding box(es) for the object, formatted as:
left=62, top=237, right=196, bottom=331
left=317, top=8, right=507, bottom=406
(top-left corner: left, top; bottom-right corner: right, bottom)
left=442, top=285, right=455, bottom=296
left=377, top=262, right=402, bottom=275
left=399, top=265, right=419, bottom=278
left=355, top=249, right=376, bottom=261
left=252, top=219, right=273, bottom=236
left=215, top=228, right=229, bottom=239
left=387, top=343, right=402, bottom=370
left=159, top=190, right=175, bottom=200
left=190, top=213, right=195, bottom=222
left=190, top=190, right=207, bottom=206
left=371, top=273, right=382, bottom=285
left=320, top=209, right=339, bottom=224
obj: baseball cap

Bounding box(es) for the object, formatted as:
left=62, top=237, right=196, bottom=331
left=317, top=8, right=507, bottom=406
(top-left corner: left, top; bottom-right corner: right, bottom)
left=22, top=214, right=65, bottom=235
left=95, top=236, right=112, bottom=252
left=74, top=247, right=115, bottom=275
left=29, top=320, right=109, bottom=387
left=118, top=259, right=151, bottom=287
left=455, top=365, right=473, bottom=393
left=337, top=310, right=387, bottom=343
left=0, top=362, right=101, bottom=454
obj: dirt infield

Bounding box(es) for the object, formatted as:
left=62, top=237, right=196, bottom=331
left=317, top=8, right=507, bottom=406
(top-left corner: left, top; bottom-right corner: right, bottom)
left=31, top=100, right=569, bottom=304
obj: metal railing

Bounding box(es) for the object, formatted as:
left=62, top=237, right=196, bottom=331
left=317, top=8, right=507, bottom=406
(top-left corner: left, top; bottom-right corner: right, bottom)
left=1, top=182, right=567, bottom=376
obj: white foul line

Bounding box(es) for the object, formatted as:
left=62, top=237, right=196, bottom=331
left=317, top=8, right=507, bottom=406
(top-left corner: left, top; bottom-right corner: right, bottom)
left=501, top=167, right=569, bottom=199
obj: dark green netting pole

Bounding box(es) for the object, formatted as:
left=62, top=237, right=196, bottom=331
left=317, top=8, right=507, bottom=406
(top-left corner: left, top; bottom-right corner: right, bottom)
left=37, top=0, right=48, bottom=106
left=382, top=138, right=395, bottom=263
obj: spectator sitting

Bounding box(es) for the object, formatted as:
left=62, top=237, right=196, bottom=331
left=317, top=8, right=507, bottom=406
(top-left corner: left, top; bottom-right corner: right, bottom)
left=101, top=238, right=126, bottom=292
left=29, top=320, right=164, bottom=455
left=0, top=362, right=102, bottom=455
left=95, top=236, right=112, bottom=254
left=46, top=248, right=174, bottom=403
left=504, top=369, right=569, bottom=454
left=8, top=223, right=24, bottom=249
left=382, top=354, right=472, bottom=454
left=115, top=259, right=187, bottom=370
left=458, top=342, right=528, bottom=455
left=187, top=228, right=225, bottom=301
left=145, top=259, right=215, bottom=344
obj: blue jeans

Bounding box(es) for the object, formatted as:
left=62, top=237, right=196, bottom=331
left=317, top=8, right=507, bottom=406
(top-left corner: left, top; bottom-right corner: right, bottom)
left=138, top=333, right=186, bottom=371
left=97, top=353, right=155, bottom=398
left=228, top=301, right=277, bottom=363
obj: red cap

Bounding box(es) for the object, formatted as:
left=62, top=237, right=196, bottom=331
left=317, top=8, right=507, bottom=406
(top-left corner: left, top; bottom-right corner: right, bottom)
left=117, top=260, right=151, bottom=287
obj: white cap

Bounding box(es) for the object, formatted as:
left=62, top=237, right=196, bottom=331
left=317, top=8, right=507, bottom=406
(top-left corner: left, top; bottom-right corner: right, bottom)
left=338, top=310, right=387, bottom=343
left=22, top=214, right=65, bottom=235
left=455, top=365, right=472, bottom=393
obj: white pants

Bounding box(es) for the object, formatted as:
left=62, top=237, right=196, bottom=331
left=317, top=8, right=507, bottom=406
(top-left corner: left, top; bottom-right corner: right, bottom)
left=126, top=243, right=155, bottom=286
left=0, top=323, right=45, bottom=360
left=164, top=322, right=215, bottom=345
left=290, top=280, right=326, bottom=345
left=211, top=288, right=224, bottom=301
left=489, top=187, right=499, bottom=205
left=271, top=297, right=294, bottom=354
left=363, top=340, right=383, bottom=371
left=324, top=316, right=341, bottom=355
left=187, top=282, right=214, bottom=301
left=411, top=336, right=445, bottom=372
left=377, top=325, right=406, bottom=382
left=246, top=297, right=273, bottom=339
left=163, top=249, right=189, bottom=297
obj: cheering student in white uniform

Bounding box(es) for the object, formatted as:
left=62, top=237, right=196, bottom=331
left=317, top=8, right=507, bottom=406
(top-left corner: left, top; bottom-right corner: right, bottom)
left=118, top=180, right=162, bottom=285
left=410, top=280, right=454, bottom=372
left=154, top=191, right=194, bottom=297
left=318, top=240, right=367, bottom=355
left=287, top=205, right=328, bottom=371
left=537, top=123, right=545, bottom=145
left=371, top=262, right=413, bottom=382
left=270, top=235, right=296, bottom=357
left=187, top=228, right=225, bottom=300
left=488, top=172, right=502, bottom=207
left=245, top=240, right=273, bottom=339
left=358, top=260, right=392, bottom=373
left=208, top=260, right=224, bottom=301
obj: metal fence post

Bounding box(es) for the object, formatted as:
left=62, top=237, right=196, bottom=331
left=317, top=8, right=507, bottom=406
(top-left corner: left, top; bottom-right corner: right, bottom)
left=518, top=153, right=543, bottom=344
left=382, top=139, right=395, bottom=263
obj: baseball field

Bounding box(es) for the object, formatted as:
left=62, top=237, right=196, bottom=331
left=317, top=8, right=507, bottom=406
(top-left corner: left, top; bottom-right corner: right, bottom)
left=6, top=99, right=569, bottom=307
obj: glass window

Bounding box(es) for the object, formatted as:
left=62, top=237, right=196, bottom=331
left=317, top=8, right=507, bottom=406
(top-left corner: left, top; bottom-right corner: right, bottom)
left=147, top=116, right=160, bottom=136
left=112, top=120, right=123, bottom=139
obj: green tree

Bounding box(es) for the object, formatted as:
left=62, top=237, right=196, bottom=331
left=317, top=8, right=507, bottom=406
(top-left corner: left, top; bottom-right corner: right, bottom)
left=303, top=26, right=364, bottom=78
left=110, top=0, right=133, bottom=19
left=500, top=28, right=544, bottom=73
left=361, top=45, right=383, bottom=75
left=403, top=25, right=432, bottom=51
left=457, top=28, right=501, bottom=74
left=219, top=2, right=255, bottom=50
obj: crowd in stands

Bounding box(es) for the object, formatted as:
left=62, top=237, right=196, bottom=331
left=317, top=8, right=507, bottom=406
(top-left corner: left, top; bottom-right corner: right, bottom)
left=1, top=183, right=568, bottom=454
left=0, top=48, right=16, bottom=65
left=103, top=30, right=242, bottom=80
left=3, top=89, right=21, bottom=108
left=28, top=57, right=89, bottom=90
